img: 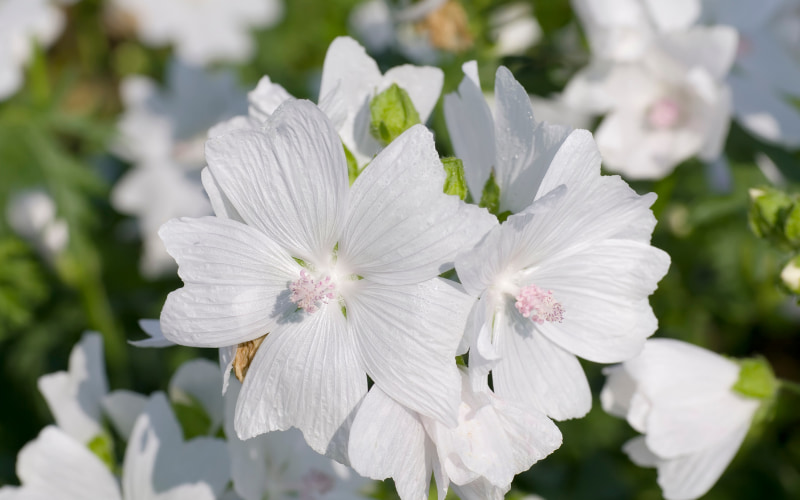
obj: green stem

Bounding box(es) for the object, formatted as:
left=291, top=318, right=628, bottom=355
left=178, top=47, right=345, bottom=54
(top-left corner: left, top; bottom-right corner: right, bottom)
left=779, top=379, right=800, bottom=396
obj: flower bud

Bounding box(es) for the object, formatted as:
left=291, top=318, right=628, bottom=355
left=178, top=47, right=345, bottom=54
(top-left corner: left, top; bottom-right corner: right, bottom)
left=748, top=186, right=795, bottom=246
left=369, top=83, right=421, bottom=146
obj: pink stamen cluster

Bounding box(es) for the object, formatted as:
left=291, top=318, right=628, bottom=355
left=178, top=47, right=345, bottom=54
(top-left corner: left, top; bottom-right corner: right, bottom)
left=299, top=469, right=335, bottom=497
left=515, top=284, right=565, bottom=324
left=647, top=97, right=682, bottom=129
left=290, top=270, right=335, bottom=313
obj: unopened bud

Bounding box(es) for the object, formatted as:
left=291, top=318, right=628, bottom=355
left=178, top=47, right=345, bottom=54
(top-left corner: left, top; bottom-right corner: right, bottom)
left=369, top=83, right=421, bottom=146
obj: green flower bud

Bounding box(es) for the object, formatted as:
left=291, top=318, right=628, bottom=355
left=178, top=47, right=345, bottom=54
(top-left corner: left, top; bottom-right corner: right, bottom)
left=748, top=186, right=794, bottom=243
left=784, top=204, right=800, bottom=247
left=369, top=83, right=421, bottom=146
left=441, top=157, right=468, bottom=200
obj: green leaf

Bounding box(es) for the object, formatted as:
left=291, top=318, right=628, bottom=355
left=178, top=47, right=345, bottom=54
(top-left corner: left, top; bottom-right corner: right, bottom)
left=369, top=84, right=421, bottom=146
left=479, top=169, right=501, bottom=215
left=784, top=204, right=800, bottom=246
left=441, top=157, right=468, bottom=200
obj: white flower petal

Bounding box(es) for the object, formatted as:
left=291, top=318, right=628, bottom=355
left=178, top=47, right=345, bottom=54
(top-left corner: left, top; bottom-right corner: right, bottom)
left=642, top=0, right=700, bottom=31
left=623, top=436, right=660, bottom=467
left=131, top=319, right=175, bottom=348
left=381, top=64, right=444, bottom=124
left=349, top=387, right=433, bottom=500
left=205, top=99, right=349, bottom=265
left=102, top=390, right=148, bottom=441
left=123, top=393, right=229, bottom=500
left=169, top=359, right=224, bottom=433
left=247, top=75, right=293, bottom=122
left=15, top=426, right=120, bottom=500
left=37, top=332, right=107, bottom=444
left=530, top=240, right=670, bottom=362
left=340, top=125, right=496, bottom=285
left=451, top=479, right=506, bottom=500
left=444, top=63, right=496, bottom=200
left=493, top=66, right=573, bottom=214
left=159, top=216, right=300, bottom=347
left=200, top=167, right=244, bottom=222
left=319, top=36, right=383, bottom=164
left=652, top=27, right=738, bottom=82
left=348, top=279, right=474, bottom=426
left=234, top=304, right=367, bottom=463
left=492, top=303, right=592, bottom=420
left=655, top=423, right=750, bottom=500
left=219, top=345, right=236, bottom=395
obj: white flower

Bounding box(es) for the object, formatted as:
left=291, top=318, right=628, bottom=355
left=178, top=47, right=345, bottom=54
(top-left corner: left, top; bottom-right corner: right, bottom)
left=564, top=27, right=737, bottom=179
left=159, top=99, right=495, bottom=461
left=6, top=189, right=69, bottom=260
left=1, top=393, right=230, bottom=500
left=447, top=64, right=670, bottom=420
left=488, top=2, right=542, bottom=56
left=444, top=62, right=577, bottom=214
left=571, top=0, right=701, bottom=62
left=211, top=36, right=443, bottom=171
left=348, top=368, right=561, bottom=500
left=703, top=0, right=800, bottom=147
left=0, top=0, right=64, bottom=100
left=319, top=36, right=443, bottom=166
left=224, top=379, right=375, bottom=500
left=37, top=332, right=107, bottom=445
left=107, top=0, right=283, bottom=65
left=601, top=338, right=766, bottom=500
left=112, top=60, right=246, bottom=277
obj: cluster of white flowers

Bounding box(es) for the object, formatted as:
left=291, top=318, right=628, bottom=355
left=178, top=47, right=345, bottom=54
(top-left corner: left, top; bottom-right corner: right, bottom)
left=147, top=36, right=675, bottom=499
left=0, top=332, right=375, bottom=500
left=557, top=0, right=800, bottom=180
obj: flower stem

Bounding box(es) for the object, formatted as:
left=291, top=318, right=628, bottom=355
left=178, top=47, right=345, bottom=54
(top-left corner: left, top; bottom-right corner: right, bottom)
left=780, top=379, right=800, bottom=396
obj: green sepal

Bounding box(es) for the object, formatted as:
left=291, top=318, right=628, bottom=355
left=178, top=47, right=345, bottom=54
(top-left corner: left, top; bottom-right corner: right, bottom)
left=343, top=141, right=360, bottom=185
left=747, top=186, right=796, bottom=247
left=172, top=395, right=213, bottom=440
left=369, top=83, right=421, bottom=146
left=733, top=356, right=778, bottom=400
left=479, top=169, right=501, bottom=215
left=87, top=432, right=115, bottom=471
left=784, top=203, right=800, bottom=246
left=441, top=157, right=468, bottom=200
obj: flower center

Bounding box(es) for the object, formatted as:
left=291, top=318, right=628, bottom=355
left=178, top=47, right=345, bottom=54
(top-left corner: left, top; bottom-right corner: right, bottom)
left=299, top=469, right=335, bottom=496
left=290, top=270, right=336, bottom=313
left=514, top=284, right=564, bottom=324
left=647, top=97, right=682, bottom=129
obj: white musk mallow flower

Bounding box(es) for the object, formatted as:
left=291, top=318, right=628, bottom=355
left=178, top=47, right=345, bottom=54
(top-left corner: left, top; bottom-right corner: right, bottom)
left=447, top=63, right=670, bottom=420
left=159, top=99, right=496, bottom=462
left=601, top=338, right=780, bottom=500
left=563, top=26, right=737, bottom=179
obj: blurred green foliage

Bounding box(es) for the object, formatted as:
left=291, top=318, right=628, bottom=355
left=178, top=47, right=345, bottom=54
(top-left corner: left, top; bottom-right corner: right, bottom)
left=0, top=0, right=798, bottom=499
